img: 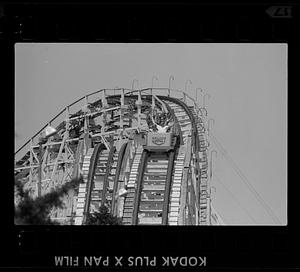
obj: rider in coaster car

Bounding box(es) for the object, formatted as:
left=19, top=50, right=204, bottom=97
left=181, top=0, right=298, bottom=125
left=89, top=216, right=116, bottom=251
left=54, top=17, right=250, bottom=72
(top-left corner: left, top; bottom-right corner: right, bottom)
left=150, top=110, right=174, bottom=133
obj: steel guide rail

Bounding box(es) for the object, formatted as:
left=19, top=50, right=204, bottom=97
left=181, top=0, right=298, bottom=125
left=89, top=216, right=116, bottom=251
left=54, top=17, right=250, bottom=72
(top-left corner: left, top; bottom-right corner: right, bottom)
left=162, top=151, right=176, bottom=225
left=128, top=97, right=180, bottom=225
left=159, top=96, right=202, bottom=225
left=74, top=148, right=94, bottom=225
left=132, top=150, right=149, bottom=225
left=155, top=99, right=185, bottom=225
left=122, top=145, right=144, bottom=225
left=86, top=146, right=110, bottom=217
left=82, top=143, right=106, bottom=224
left=131, top=97, right=189, bottom=225
left=101, top=142, right=116, bottom=207
left=111, top=142, right=128, bottom=216
left=161, top=100, right=191, bottom=225
left=116, top=141, right=134, bottom=218
left=132, top=151, right=176, bottom=225
left=105, top=146, right=121, bottom=210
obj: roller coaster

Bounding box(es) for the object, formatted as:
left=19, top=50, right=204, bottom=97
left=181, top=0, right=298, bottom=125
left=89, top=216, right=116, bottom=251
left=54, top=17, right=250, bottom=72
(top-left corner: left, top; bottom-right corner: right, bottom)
left=14, top=87, right=224, bottom=225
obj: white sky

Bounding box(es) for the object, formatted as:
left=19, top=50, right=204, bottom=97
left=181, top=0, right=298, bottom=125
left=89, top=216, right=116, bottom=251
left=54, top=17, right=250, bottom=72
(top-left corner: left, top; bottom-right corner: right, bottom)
left=15, top=43, right=287, bottom=225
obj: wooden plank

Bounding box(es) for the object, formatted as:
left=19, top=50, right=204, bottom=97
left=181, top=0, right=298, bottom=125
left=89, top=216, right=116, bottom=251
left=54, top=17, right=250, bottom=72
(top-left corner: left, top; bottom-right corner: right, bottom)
left=178, top=168, right=188, bottom=225
left=170, top=197, right=180, bottom=202
left=123, top=212, right=133, bottom=218
left=138, top=217, right=162, bottom=224
left=77, top=192, right=86, bottom=198
left=122, top=218, right=132, bottom=223
left=172, top=187, right=181, bottom=192
left=171, top=191, right=180, bottom=198
left=76, top=209, right=84, bottom=216
left=74, top=218, right=82, bottom=225
left=184, top=137, right=192, bottom=168
left=169, top=211, right=179, bottom=217
left=76, top=202, right=85, bottom=208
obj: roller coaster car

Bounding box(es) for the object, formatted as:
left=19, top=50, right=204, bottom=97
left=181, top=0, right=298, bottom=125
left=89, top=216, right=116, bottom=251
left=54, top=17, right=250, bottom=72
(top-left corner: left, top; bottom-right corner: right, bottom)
left=143, top=132, right=176, bottom=152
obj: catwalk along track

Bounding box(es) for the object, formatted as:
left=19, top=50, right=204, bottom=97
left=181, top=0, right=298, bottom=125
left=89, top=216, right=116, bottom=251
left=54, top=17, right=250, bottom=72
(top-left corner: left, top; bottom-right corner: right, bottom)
left=15, top=87, right=222, bottom=225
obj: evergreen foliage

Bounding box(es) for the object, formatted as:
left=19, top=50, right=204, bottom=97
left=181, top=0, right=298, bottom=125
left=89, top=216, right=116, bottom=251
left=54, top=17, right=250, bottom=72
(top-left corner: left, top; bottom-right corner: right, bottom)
left=15, top=176, right=121, bottom=225
left=14, top=176, right=83, bottom=225
left=85, top=205, right=122, bottom=225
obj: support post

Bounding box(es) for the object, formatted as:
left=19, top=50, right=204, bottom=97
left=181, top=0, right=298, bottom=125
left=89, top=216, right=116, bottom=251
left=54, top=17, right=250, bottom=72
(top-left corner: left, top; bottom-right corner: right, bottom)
left=168, top=75, right=174, bottom=97
left=136, top=90, right=142, bottom=130
left=102, top=89, right=108, bottom=108
left=83, top=97, right=89, bottom=134
left=38, top=142, right=42, bottom=197
left=29, top=138, right=33, bottom=185
left=120, top=88, right=125, bottom=129
left=152, top=89, right=155, bottom=110
left=50, top=132, right=68, bottom=185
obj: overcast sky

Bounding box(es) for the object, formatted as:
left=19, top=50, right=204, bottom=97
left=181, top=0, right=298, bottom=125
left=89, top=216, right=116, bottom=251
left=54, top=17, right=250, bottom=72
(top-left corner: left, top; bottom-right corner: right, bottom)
left=15, top=43, right=287, bottom=225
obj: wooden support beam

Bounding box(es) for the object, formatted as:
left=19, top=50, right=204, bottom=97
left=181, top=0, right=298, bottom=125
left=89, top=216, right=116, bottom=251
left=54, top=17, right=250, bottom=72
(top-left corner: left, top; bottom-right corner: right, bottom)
left=102, top=89, right=108, bottom=108
left=30, top=137, right=80, bottom=149
left=29, top=139, right=33, bottom=184
left=50, top=132, right=68, bottom=185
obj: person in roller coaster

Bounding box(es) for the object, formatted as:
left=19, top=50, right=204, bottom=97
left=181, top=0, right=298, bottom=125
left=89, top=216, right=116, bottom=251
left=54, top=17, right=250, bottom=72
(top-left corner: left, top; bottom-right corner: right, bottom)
left=148, top=109, right=173, bottom=133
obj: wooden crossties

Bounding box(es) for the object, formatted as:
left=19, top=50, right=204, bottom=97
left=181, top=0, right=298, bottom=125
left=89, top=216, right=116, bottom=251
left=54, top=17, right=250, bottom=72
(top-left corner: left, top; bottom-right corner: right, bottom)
left=122, top=145, right=143, bottom=225
left=168, top=152, right=185, bottom=225
left=74, top=148, right=94, bottom=225
left=191, top=108, right=209, bottom=225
